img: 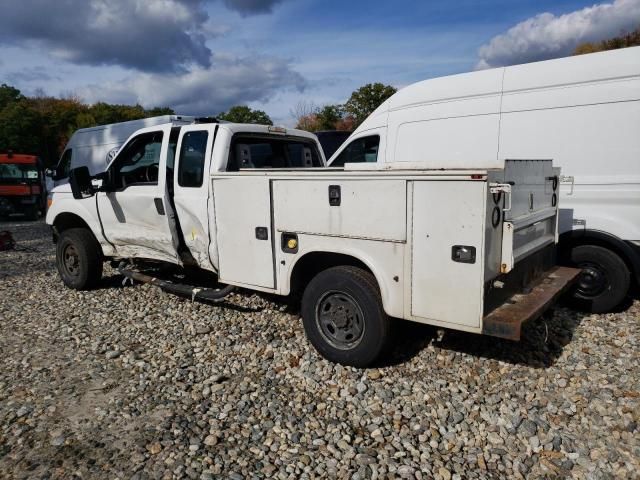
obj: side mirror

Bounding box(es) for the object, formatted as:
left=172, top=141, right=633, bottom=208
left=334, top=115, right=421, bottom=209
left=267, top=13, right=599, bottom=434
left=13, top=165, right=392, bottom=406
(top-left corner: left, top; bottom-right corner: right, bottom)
left=69, top=166, right=94, bottom=199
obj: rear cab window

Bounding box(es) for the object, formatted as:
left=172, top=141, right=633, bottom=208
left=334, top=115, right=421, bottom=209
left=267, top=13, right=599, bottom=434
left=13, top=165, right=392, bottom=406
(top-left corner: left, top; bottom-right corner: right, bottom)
left=226, top=135, right=323, bottom=171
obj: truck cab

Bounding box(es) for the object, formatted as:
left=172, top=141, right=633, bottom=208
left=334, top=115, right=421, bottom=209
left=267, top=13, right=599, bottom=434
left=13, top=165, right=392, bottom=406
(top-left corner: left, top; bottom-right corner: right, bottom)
left=0, top=152, right=46, bottom=220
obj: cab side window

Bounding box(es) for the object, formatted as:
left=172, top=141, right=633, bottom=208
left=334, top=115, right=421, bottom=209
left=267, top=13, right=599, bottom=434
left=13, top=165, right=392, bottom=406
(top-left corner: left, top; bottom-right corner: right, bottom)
left=109, top=131, right=163, bottom=189
left=331, top=135, right=379, bottom=167
left=178, top=131, right=208, bottom=188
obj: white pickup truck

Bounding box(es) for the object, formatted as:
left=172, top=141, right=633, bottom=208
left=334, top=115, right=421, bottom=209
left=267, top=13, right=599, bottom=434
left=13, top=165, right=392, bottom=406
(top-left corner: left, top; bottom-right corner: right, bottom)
left=46, top=120, right=578, bottom=366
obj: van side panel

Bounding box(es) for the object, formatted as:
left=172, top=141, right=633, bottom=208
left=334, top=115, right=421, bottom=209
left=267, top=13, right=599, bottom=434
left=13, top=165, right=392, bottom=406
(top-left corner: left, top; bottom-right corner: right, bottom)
left=386, top=68, right=503, bottom=168
left=499, top=87, right=640, bottom=240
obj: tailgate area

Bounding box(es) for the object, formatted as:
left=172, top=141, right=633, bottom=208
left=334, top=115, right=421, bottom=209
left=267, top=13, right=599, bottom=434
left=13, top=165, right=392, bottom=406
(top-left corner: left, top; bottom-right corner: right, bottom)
left=482, top=244, right=580, bottom=340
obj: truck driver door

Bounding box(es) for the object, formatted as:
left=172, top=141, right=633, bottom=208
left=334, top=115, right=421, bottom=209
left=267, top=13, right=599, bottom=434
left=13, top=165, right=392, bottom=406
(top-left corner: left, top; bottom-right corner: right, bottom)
left=97, top=125, right=181, bottom=264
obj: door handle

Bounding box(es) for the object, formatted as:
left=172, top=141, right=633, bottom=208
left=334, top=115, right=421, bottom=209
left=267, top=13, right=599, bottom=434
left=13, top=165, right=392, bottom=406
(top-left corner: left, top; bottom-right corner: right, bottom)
left=154, top=198, right=165, bottom=215
left=328, top=185, right=341, bottom=206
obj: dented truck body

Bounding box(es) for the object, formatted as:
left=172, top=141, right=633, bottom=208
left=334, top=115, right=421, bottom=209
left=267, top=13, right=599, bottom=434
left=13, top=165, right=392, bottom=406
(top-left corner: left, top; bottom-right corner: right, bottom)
left=47, top=116, right=578, bottom=366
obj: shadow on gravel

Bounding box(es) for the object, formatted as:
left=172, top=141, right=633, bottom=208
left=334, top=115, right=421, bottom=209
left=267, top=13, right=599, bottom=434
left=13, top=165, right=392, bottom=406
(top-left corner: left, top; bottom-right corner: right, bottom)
left=377, top=307, right=589, bottom=369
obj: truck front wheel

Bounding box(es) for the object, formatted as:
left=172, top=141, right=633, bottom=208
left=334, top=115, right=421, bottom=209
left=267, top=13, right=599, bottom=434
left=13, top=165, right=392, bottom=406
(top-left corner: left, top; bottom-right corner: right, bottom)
left=56, top=228, right=103, bottom=290
left=566, top=245, right=630, bottom=313
left=301, top=266, right=389, bottom=367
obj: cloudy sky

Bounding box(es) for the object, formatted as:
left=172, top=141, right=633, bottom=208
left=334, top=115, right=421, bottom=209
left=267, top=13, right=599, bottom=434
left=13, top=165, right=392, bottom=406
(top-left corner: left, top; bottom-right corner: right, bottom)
left=1, top=0, right=639, bottom=124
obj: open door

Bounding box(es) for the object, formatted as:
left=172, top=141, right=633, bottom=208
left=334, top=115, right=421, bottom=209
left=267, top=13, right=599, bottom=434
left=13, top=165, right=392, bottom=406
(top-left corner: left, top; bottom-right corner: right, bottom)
left=97, top=124, right=181, bottom=264
left=171, top=124, right=217, bottom=270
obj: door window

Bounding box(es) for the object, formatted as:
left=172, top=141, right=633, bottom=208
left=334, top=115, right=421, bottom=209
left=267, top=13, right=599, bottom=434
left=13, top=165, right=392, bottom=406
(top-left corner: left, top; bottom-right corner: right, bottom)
left=331, top=135, right=379, bottom=167
left=109, top=131, right=163, bottom=188
left=178, top=131, right=209, bottom=187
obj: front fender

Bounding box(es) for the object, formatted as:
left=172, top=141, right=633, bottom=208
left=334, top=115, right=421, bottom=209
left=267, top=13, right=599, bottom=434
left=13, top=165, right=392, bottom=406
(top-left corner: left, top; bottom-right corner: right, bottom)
left=46, top=193, right=116, bottom=257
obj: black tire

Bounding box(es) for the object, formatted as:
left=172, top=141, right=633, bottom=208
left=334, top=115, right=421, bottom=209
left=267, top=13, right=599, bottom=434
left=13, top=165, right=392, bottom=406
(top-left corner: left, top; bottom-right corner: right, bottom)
left=56, top=228, right=103, bottom=290
left=565, top=245, right=630, bottom=313
left=301, top=266, right=389, bottom=367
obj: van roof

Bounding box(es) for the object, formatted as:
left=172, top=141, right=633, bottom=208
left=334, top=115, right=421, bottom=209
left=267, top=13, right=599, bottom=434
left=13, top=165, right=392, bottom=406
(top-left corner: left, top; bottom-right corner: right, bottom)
left=0, top=153, right=39, bottom=164
left=72, top=115, right=195, bottom=134
left=355, top=46, right=640, bottom=134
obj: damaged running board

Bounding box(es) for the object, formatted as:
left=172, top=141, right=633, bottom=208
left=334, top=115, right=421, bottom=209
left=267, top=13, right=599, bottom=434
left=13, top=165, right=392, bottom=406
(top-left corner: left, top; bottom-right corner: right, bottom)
left=482, top=266, right=581, bottom=341
left=118, top=267, right=235, bottom=303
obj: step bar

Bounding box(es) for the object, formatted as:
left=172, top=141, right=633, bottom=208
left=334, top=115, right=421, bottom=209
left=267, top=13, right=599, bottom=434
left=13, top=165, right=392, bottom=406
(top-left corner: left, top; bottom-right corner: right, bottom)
left=118, top=266, right=235, bottom=303
left=482, top=266, right=581, bottom=341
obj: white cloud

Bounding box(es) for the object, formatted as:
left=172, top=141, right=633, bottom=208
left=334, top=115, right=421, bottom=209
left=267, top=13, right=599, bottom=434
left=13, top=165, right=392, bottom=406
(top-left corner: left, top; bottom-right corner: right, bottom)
left=77, top=53, right=306, bottom=115
left=476, top=0, right=640, bottom=69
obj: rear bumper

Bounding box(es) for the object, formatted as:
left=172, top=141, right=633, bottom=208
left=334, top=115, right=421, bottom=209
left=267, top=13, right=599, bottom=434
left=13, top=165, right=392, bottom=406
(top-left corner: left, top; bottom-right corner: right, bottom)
left=482, top=265, right=580, bottom=341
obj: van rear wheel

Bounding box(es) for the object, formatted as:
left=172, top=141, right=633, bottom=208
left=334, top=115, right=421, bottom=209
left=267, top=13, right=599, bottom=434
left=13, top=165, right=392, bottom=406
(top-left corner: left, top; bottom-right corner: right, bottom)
left=565, top=245, right=630, bottom=313
left=301, top=266, right=389, bottom=367
left=56, top=228, right=103, bottom=290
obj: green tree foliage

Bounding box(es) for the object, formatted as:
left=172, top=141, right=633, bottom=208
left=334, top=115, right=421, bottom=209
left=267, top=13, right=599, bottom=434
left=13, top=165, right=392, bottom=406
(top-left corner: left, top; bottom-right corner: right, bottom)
left=0, top=100, right=43, bottom=155
left=0, top=84, right=24, bottom=111
left=344, top=83, right=397, bottom=128
left=217, top=105, right=273, bottom=125
left=293, top=83, right=396, bottom=132
left=315, top=105, right=345, bottom=131
left=0, top=85, right=174, bottom=166
left=574, top=26, right=640, bottom=55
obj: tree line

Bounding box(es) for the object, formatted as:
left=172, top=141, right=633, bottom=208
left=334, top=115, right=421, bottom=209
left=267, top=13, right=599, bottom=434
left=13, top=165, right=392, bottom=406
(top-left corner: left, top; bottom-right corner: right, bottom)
left=0, top=85, right=174, bottom=167
left=574, top=26, right=640, bottom=55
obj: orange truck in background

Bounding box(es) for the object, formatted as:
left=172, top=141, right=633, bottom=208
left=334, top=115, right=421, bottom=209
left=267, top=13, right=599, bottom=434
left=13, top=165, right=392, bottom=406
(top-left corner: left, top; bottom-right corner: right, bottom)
left=0, top=152, right=46, bottom=220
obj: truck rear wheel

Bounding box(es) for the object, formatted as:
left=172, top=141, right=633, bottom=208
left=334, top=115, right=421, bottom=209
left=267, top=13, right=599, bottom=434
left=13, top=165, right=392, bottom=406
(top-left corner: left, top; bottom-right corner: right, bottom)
left=566, top=245, right=630, bottom=313
left=301, top=266, right=389, bottom=367
left=56, top=228, right=103, bottom=290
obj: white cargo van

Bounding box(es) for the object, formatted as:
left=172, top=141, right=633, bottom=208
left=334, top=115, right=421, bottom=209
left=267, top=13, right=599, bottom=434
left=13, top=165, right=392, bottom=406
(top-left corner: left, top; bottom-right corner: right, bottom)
left=329, top=46, right=640, bottom=313
left=50, top=115, right=196, bottom=185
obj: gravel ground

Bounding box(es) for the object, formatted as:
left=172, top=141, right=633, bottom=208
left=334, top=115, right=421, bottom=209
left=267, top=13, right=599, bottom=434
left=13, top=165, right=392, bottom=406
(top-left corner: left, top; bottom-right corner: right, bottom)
left=0, top=219, right=638, bottom=480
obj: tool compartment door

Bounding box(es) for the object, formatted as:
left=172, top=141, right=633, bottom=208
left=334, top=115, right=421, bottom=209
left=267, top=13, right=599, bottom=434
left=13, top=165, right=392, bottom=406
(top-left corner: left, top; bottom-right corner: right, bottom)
left=213, top=176, right=275, bottom=289
left=411, top=181, right=485, bottom=328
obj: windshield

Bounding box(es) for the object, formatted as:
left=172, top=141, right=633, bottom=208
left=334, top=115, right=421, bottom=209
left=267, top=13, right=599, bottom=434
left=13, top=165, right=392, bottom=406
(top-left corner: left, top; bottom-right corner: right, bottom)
left=0, top=163, right=39, bottom=183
